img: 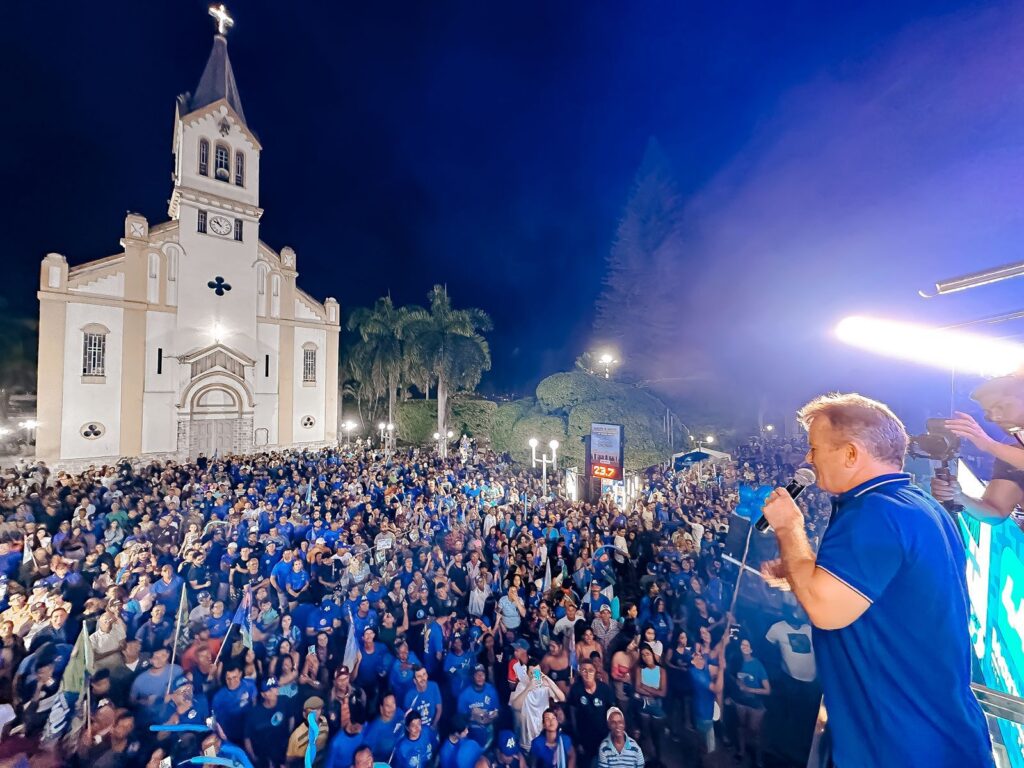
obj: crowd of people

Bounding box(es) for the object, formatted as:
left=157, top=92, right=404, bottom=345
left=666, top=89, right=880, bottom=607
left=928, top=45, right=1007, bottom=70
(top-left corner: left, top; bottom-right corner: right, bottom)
left=0, top=431, right=828, bottom=768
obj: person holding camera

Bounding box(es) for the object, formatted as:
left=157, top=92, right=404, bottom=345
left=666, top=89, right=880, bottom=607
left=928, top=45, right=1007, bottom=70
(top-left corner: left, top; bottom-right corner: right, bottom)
left=931, top=375, right=1024, bottom=526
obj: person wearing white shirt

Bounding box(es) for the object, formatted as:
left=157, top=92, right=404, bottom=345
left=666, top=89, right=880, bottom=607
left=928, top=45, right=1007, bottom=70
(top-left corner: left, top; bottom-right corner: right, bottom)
left=509, top=666, right=565, bottom=746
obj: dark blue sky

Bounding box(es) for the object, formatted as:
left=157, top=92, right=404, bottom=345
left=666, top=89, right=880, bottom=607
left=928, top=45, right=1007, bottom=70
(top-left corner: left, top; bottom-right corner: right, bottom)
left=1, top=0, right=1019, bottom=398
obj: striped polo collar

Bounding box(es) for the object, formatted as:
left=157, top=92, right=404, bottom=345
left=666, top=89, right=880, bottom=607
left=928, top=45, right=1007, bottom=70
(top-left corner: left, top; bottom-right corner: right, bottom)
left=835, top=472, right=912, bottom=504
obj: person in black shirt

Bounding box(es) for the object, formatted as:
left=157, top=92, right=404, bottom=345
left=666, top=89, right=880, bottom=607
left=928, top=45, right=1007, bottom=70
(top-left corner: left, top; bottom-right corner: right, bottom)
left=566, top=658, right=614, bottom=768
left=932, top=374, right=1024, bottom=529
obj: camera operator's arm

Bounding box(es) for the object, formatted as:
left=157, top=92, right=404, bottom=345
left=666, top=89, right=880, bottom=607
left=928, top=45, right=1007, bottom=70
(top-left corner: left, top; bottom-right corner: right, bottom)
left=946, top=412, right=1024, bottom=471
left=931, top=475, right=1020, bottom=523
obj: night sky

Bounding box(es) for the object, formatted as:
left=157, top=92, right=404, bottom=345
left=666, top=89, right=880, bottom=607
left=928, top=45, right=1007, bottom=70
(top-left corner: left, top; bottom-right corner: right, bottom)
left=2, top=0, right=1022, bottom=404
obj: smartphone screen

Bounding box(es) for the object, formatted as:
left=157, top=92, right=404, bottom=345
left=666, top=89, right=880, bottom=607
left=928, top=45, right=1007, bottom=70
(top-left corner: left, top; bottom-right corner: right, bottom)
left=532, top=668, right=541, bottom=682
left=308, top=644, right=315, bottom=656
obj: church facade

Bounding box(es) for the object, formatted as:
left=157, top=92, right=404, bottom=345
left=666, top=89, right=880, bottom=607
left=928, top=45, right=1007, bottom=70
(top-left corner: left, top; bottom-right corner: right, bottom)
left=35, top=19, right=339, bottom=465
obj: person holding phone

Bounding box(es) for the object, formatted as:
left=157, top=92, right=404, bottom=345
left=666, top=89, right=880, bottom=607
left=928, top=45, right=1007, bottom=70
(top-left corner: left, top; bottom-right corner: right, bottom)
left=509, top=665, right=565, bottom=748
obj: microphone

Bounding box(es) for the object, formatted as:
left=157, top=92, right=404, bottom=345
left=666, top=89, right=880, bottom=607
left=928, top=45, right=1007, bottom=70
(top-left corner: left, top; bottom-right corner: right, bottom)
left=755, top=467, right=816, bottom=532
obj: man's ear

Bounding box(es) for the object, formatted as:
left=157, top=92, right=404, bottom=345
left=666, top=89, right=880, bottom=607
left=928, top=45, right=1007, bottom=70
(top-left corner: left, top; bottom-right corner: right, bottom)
left=844, top=442, right=858, bottom=467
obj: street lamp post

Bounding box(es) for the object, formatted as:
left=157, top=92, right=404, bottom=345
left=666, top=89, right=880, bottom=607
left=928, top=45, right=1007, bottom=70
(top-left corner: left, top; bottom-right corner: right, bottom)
left=433, top=429, right=455, bottom=458
left=693, top=434, right=714, bottom=481
left=530, top=438, right=559, bottom=495
left=597, top=352, right=618, bottom=379
left=385, top=423, right=395, bottom=455
left=342, top=421, right=356, bottom=449
left=18, top=420, right=38, bottom=448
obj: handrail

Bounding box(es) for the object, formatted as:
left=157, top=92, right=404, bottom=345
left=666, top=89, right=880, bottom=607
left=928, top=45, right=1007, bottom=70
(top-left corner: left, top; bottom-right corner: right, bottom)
left=805, top=685, right=1024, bottom=768
left=971, top=683, right=1024, bottom=726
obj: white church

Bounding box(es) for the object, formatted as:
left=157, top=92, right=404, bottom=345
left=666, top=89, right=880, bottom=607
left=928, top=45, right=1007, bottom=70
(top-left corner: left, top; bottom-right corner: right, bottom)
left=35, top=6, right=340, bottom=465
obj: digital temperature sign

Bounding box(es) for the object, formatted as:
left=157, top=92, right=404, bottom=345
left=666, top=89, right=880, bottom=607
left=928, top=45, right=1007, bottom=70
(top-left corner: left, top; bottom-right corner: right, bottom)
left=588, top=423, right=624, bottom=480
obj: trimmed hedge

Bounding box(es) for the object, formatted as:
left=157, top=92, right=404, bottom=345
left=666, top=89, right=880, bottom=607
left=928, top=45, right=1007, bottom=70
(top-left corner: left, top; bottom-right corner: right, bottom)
left=450, top=398, right=498, bottom=439
left=395, top=399, right=437, bottom=444
left=397, top=370, right=686, bottom=471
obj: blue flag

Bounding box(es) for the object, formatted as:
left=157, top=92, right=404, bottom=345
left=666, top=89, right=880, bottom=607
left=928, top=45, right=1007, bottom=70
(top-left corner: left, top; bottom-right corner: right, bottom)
left=231, top=587, right=253, bottom=650
left=305, top=710, right=320, bottom=768
left=735, top=484, right=773, bottom=522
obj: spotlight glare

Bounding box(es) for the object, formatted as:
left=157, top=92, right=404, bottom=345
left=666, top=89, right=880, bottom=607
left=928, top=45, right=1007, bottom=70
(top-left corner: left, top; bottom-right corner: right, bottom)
left=835, top=315, right=1024, bottom=377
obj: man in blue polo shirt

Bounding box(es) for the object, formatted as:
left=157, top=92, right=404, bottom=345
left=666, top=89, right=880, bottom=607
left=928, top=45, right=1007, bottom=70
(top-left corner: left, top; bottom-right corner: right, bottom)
left=761, top=393, right=992, bottom=768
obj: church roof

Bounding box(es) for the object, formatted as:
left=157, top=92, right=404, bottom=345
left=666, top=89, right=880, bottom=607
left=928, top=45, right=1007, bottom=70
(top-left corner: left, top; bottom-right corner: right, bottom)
left=187, top=34, right=246, bottom=124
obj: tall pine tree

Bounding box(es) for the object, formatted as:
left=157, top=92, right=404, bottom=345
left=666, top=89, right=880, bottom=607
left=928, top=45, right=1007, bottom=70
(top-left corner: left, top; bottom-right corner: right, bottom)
left=594, top=138, right=685, bottom=383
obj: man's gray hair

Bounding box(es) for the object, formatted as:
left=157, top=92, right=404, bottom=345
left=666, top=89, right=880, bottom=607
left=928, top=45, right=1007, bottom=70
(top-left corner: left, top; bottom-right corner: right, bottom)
left=797, top=392, right=908, bottom=468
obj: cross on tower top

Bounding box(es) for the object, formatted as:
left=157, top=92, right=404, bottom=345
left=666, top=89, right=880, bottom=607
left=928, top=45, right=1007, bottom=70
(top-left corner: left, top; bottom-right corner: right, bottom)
left=209, top=4, right=234, bottom=36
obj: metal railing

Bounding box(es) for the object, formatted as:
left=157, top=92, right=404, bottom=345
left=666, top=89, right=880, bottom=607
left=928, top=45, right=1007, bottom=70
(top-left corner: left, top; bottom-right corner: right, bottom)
left=805, top=684, right=1024, bottom=768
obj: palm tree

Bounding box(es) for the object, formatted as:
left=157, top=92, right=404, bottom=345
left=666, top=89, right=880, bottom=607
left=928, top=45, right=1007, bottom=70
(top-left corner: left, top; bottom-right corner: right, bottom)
left=404, top=285, right=492, bottom=436
left=346, top=296, right=419, bottom=425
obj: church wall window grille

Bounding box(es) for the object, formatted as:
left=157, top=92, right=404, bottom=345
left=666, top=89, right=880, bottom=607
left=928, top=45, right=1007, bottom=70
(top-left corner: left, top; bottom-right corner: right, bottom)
left=215, top=144, right=230, bottom=181
left=302, top=346, right=317, bottom=384
left=80, top=422, right=105, bottom=440
left=82, top=331, right=106, bottom=377
left=157, top=348, right=163, bottom=375
left=199, top=139, right=210, bottom=176
left=234, top=219, right=243, bottom=242
left=301, top=415, right=316, bottom=429
left=235, top=151, right=245, bottom=186
left=197, top=210, right=208, bottom=234
left=265, top=354, right=270, bottom=377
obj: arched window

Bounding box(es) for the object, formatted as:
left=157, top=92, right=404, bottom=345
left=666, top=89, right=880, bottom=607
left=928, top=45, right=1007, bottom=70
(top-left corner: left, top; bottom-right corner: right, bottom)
left=165, top=245, right=179, bottom=307
left=147, top=252, right=160, bottom=303
left=198, top=139, right=210, bottom=176
left=82, top=323, right=110, bottom=379
left=215, top=144, right=230, bottom=181
left=302, top=342, right=318, bottom=384
left=270, top=274, right=281, bottom=317
left=234, top=151, right=245, bottom=187
left=256, top=264, right=267, bottom=295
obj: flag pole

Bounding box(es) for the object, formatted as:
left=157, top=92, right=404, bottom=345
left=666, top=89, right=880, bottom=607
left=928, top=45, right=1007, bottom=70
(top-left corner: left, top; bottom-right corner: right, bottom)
left=166, top=589, right=188, bottom=697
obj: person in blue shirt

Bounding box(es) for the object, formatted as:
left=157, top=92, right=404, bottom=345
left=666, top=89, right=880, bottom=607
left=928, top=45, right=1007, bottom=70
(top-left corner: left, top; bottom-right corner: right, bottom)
left=284, top=558, right=309, bottom=606
left=457, top=665, right=500, bottom=749
left=529, top=709, right=575, bottom=768
left=207, top=600, right=231, bottom=639
left=422, top=614, right=447, bottom=678
left=404, top=667, right=443, bottom=729
left=364, top=692, right=405, bottom=761
left=355, top=627, right=393, bottom=701
left=731, top=638, right=770, bottom=766
left=389, top=641, right=422, bottom=703
left=351, top=596, right=379, bottom=637
left=325, top=719, right=366, bottom=768
left=392, top=710, right=436, bottom=768
left=442, top=633, right=474, bottom=699
left=439, top=717, right=484, bottom=768
left=211, top=667, right=258, bottom=745
left=688, top=648, right=722, bottom=754
left=760, top=393, right=993, bottom=768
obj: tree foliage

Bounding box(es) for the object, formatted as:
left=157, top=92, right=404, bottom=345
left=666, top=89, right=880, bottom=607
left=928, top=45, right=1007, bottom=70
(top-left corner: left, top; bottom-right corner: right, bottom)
left=342, top=286, right=492, bottom=438
left=402, top=285, right=492, bottom=436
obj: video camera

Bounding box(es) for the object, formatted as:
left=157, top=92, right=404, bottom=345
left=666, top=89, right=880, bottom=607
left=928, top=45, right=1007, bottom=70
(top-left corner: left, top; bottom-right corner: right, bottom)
left=909, top=418, right=961, bottom=463
left=909, top=418, right=963, bottom=515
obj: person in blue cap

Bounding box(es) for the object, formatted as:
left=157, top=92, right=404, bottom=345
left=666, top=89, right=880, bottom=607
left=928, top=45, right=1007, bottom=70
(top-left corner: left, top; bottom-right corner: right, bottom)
left=458, top=663, right=500, bottom=749
left=493, top=730, right=525, bottom=768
